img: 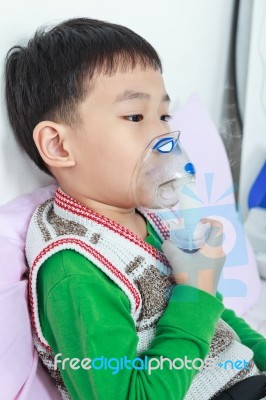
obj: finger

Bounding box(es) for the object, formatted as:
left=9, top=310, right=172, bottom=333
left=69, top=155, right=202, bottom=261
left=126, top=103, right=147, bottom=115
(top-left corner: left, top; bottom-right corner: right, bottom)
left=201, top=218, right=223, bottom=231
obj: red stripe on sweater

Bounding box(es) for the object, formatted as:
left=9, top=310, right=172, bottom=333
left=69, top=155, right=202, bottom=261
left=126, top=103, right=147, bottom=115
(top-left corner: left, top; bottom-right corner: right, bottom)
left=29, top=238, right=141, bottom=350
left=55, top=188, right=169, bottom=265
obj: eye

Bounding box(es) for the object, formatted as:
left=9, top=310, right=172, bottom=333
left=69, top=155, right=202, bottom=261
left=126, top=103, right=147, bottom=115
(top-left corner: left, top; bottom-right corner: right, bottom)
left=125, top=114, right=144, bottom=122
left=161, top=114, right=173, bottom=122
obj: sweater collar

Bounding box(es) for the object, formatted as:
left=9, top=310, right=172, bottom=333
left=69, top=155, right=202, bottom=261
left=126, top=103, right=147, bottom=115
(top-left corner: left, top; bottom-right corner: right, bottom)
left=53, top=187, right=170, bottom=264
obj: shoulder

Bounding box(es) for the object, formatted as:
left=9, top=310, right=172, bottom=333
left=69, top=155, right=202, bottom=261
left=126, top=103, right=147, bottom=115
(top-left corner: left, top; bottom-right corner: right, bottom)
left=37, top=249, right=127, bottom=304
left=37, top=250, right=131, bottom=333
left=39, top=248, right=114, bottom=278
left=25, top=197, right=54, bottom=263
left=27, top=197, right=54, bottom=230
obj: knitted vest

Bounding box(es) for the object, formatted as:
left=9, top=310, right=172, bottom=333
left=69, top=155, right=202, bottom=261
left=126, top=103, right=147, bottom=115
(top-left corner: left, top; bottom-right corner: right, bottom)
left=25, top=188, right=260, bottom=400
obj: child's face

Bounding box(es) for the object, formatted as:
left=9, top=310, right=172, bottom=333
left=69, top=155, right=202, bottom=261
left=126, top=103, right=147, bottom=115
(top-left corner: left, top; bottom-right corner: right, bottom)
left=69, top=64, right=171, bottom=208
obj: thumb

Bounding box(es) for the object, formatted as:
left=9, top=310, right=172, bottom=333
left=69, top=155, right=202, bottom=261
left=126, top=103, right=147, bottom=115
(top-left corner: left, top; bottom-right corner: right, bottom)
left=205, top=225, right=224, bottom=247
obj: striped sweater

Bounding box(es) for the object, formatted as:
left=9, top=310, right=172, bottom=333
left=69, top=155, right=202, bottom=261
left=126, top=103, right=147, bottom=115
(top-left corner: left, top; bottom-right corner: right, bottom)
left=25, top=187, right=262, bottom=399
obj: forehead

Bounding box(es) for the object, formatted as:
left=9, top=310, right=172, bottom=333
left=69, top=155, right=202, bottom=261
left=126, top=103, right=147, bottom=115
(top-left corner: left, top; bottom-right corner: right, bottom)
left=88, top=65, right=168, bottom=103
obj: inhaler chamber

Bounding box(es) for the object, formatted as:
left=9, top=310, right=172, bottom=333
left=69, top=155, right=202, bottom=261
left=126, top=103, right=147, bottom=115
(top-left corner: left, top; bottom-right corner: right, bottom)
left=132, top=131, right=196, bottom=209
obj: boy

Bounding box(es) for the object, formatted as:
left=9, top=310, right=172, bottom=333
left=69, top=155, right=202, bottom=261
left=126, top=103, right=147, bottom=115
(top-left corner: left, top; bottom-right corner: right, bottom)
left=5, top=18, right=266, bottom=400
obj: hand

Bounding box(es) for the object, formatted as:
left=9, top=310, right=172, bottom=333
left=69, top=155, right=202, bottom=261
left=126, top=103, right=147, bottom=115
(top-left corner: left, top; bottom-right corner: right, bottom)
left=161, top=218, right=226, bottom=296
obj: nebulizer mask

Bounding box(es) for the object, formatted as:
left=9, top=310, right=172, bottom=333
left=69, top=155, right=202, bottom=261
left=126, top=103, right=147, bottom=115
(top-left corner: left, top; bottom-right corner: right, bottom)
left=131, top=131, right=210, bottom=252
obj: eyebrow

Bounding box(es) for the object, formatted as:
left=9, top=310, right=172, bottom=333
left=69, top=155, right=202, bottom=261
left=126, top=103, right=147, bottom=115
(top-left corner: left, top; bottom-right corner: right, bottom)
left=113, top=90, right=171, bottom=104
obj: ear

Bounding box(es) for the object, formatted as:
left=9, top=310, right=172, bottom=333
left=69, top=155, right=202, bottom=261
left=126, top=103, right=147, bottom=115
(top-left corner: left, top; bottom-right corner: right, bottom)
left=33, top=121, right=76, bottom=169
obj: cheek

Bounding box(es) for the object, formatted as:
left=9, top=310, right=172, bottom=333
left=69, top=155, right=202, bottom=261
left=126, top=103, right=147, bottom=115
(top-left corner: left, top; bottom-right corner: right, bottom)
left=75, top=124, right=144, bottom=204
left=104, top=142, right=138, bottom=183
left=101, top=142, right=144, bottom=205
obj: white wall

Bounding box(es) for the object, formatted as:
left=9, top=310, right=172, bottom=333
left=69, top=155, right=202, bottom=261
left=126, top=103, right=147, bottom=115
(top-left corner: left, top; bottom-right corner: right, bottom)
left=0, top=0, right=234, bottom=205
left=239, top=0, right=266, bottom=220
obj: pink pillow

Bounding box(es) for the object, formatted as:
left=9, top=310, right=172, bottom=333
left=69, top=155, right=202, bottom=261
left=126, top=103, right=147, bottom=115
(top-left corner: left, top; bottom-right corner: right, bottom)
left=0, top=94, right=261, bottom=398
left=0, top=183, right=60, bottom=400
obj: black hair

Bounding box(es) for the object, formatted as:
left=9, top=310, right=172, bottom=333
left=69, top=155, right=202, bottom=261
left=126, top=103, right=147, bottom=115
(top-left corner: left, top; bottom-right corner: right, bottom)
left=5, top=17, right=162, bottom=176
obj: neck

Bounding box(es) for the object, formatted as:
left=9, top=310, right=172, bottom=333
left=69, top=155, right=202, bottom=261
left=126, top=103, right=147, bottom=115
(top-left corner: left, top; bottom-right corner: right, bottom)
left=60, top=187, right=148, bottom=240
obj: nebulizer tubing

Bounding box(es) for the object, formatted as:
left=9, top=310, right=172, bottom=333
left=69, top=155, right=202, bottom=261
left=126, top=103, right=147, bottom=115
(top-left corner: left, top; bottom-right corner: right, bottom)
left=131, top=130, right=210, bottom=252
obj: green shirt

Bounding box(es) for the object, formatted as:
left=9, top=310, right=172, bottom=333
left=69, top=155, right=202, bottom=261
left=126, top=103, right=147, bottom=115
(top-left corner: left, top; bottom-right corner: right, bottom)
left=37, top=220, right=266, bottom=399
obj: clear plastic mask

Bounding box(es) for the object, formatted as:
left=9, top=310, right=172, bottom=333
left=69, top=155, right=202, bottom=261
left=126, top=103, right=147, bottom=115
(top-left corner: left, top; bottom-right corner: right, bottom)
left=131, top=131, right=196, bottom=209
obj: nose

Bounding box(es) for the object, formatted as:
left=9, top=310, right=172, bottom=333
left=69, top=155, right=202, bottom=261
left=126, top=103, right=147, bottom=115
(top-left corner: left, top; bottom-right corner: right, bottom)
left=145, top=117, right=171, bottom=140
left=146, top=130, right=181, bottom=152
left=145, top=124, right=174, bottom=149
left=152, top=136, right=176, bottom=153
